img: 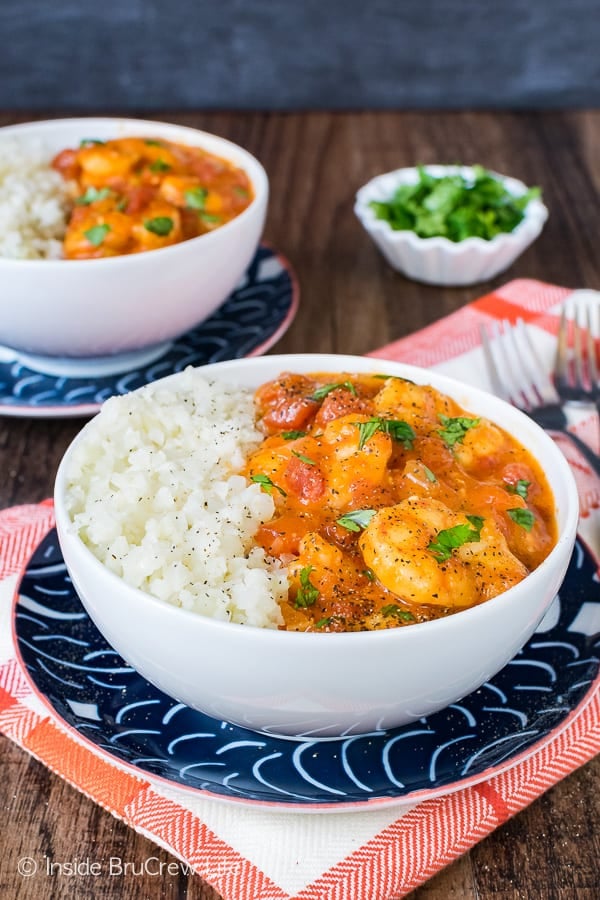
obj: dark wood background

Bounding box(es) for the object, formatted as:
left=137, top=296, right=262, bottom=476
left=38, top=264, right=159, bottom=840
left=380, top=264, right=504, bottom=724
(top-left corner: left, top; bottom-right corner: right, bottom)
left=1, top=110, right=599, bottom=898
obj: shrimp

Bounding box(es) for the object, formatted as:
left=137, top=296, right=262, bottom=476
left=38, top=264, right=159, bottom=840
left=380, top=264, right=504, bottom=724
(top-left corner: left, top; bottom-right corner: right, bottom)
left=452, top=420, right=508, bottom=474
left=320, top=414, right=393, bottom=508
left=359, top=496, right=528, bottom=608
left=373, top=378, right=456, bottom=431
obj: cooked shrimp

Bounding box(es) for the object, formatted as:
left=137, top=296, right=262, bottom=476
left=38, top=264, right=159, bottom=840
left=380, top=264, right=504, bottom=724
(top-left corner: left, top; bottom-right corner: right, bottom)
left=320, top=414, right=393, bottom=508
left=373, top=378, right=456, bottom=431
left=359, top=496, right=528, bottom=608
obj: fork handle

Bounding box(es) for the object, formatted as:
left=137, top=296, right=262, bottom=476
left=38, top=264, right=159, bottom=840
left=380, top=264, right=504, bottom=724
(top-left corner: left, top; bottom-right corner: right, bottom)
left=556, top=429, right=600, bottom=480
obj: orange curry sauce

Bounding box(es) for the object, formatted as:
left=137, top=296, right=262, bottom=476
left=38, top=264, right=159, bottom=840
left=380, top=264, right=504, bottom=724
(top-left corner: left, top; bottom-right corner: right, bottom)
left=245, top=372, right=557, bottom=632
left=52, top=137, right=253, bottom=259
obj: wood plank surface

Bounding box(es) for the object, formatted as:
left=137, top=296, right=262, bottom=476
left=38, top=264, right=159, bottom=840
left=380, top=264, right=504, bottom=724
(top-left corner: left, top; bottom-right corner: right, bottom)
left=0, top=110, right=599, bottom=899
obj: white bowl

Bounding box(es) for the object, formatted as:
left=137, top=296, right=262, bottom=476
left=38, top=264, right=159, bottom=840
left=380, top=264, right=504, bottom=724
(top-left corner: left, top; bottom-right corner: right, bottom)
left=54, top=354, right=578, bottom=739
left=0, top=118, right=268, bottom=357
left=354, top=165, right=548, bottom=286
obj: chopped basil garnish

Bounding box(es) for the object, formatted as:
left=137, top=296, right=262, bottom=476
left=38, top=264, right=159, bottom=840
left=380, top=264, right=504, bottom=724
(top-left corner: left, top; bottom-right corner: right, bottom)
left=336, top=509, right=376, bottom=532
left=354, top=417, right=415, bottom=450
left=250, top=473, right=286, bottom=497
left=185, top=187, right=208, bottom=210
left=281, top=430, right=307, bottom=440
left=310, top=381, right=357, bottom=402
left=437, top=415, right=480, bottom=448
left=75, top=186, right=111, bottom=206
left=295, top=566, right=319, bottom=608
left=508, top=508, right=535, bottom=531
left=381, top=604, right=415, bottom=621
left=507, top=479, right=530, bottom=500
left=84, top=223, right=111, bottom=247
left=292, top=450, right=316, bottom=466
left=428, top=515, right=484, bottom=562
left=144, top=216, right=174, bottom=236
left=423, top=465, right=437, bottom=483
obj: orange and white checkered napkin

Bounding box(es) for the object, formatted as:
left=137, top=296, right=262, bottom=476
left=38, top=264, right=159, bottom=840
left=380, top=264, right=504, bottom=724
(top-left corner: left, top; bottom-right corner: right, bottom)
left=1, top=279, right=599, bottom=900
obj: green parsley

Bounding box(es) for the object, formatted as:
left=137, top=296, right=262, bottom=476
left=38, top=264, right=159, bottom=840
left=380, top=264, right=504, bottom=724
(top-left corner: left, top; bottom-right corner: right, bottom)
left=149, top=158, right=171, bottom=172
left=295, top=566, right=319, bottom=608
left=310, top=381, right=357, bottom=402
left=281, top=430, right=307, bottom=440
left=381, top=604, right=415, bottom=622
left=372, top=374, right=415, bottom=384
left=368, top=165, right=542, bottom=242
left=437, top=414, right=480, bottom=448
left=145, top=139, right=164, bottom=147
left=336, top=509, right=376, bottom=532
left=234, top=186, right=249, bottom=197
left=116, top=198, right=128, bottom=212
left=506, top=480, right=530, bottom=500
left=84, top=223, right=111, bottom=247
left=185, top=187, right=208, bottom=210
left=292, top=450, right=316, bottom=466
left=75, top=186, right=111, bottom=206
left=79, top=138, right=105, bottom=147
left=354, top=417, right=415, bottom=451
left=423, top=465, right=437, bottom=483
left=200, top=213, right=221, bottom=224
left=315, top=616, right=332, bottom=628
left=508, top=508, right=536, bottom=531
left=250, top=473, right=287, bottom=497
left=144, top=216, right=174, bottom=237
left=428, top=515, right=484, bottom=563
left=362, top=568, right=375, bottom=581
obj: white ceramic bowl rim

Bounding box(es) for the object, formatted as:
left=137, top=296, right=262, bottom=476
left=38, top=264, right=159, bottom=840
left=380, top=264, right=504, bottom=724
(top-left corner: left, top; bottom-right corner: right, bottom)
left=54, top=353, right=579, bottom=645
left=0, top=116, right=269, bottom=268
left=354, top=164, right=549, bottom=251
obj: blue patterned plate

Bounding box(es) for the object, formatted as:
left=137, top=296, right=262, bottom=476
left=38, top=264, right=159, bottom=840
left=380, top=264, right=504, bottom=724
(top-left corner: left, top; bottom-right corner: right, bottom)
left=0, top=245, right=298, bottom=419
left=15, top=531, right=600, bottom=812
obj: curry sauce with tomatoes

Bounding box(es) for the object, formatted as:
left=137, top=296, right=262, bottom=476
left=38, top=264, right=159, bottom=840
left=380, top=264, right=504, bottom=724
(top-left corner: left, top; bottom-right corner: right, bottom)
left=52, top=137, right=253, bottom=259
left=245, top=372, right=557, bottom=632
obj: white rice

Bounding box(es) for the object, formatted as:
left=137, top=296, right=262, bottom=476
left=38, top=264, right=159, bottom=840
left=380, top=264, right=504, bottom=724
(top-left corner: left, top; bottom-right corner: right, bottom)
left=0, top=138, right=71, bottom=259
left=65, top=369, right=287, bottom=628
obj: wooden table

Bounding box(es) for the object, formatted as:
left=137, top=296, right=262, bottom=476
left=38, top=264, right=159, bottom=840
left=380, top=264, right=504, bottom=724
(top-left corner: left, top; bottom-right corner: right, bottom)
left=1, top=110, right=599, bottom=899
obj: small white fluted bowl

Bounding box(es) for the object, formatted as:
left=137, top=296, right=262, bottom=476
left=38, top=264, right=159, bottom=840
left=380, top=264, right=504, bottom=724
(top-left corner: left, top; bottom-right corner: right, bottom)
left=0, top=117, right=268, bottom=358
left=54, top=354, right=578, bottom=739
left=354, top=165, right=548, bottom=286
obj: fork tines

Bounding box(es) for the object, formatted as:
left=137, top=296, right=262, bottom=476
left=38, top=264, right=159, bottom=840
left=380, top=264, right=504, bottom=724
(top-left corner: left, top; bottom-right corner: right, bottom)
left=480, top=318, right=559, bottom=412
left=555, top=293, right=600, bottom=402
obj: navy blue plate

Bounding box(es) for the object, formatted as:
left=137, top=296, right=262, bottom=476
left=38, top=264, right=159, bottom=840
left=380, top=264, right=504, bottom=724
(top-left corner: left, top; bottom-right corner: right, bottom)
left=0, top=245, right=298, bottom=418
left=15, top=531, right=600, bottom=810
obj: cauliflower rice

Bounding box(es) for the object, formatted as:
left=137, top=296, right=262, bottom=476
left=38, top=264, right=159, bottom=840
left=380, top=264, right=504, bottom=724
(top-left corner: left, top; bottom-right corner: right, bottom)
left=0, top=138, right=70, bottom=259
left=65, top=370, right=288, bottom=628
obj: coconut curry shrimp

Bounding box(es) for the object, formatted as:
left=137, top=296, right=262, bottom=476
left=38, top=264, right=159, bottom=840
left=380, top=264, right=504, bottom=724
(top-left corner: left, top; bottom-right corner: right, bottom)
left=245, top=372, right=557, bottom=632
left=52, top=137, right=253, bottom=259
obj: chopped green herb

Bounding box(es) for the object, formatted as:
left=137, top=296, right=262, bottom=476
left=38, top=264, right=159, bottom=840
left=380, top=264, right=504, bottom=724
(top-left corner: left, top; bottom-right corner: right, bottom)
left=75, top=186, right=111, bottom=206
left=144, top=216, right=174, bottom=236
left=381, top=604, right=415, bottom=622
left=149, top=158, right=171, bottom=172
left=372, top=374, right=415, bottom=383
left=234, top=186, right=249, bottom=197
left=311, top=380, right=358, bottom=402
left=423, top=465, right=437, bottom=483
left=437, top=414, right=480, bottom=448
left=508, top=508, right=535, bottom=531
left=200, top=212, right=221, bottom=224
left=292, top=450, right=316, bottom=466
left=506, top=479, right=530, bottom=500
left=185, top=187, right=208, bottom=210
left=84, top=223, right=111, bottom=247
left=116, top=197, right=128, bottom=212
left=336, top=509, right=376, bottom=532
left=315, top=617, right=331, bottom=628
left=281, top=430, right=307, bottom=440
left=354, top=417, right=415, bottom=450
left=250, top=473, right=287, bottom=497
left=295, top=566, right=319, bottom=608
left=428, top=515, right=484, bottom=562
left=79, top=138, right=105, bottom=147
left=145, top=139, right=164, bottom=147
left=368, top=165, right=542, bottom=242
left=363, top=568, right=375, bottom=581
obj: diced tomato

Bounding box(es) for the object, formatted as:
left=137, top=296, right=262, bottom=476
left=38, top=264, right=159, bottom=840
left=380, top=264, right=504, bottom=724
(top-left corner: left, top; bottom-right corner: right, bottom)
left=122, top=184, right=158, bottom=214
left=255, top=374, right=319, bottom=434
left=51, top=148, right=80, bottom=180
left=255, top=514, right=313, bottom=557
left=313, top=389, right=373, bottom=428
left=283, top=456, right=326, bottom=505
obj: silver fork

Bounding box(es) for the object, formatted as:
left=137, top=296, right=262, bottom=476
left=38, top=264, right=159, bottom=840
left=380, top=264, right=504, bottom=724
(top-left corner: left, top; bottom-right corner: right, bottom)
left=480, top=317, right=600, bottom=479
left=554, top=291, right=600, bottom=409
